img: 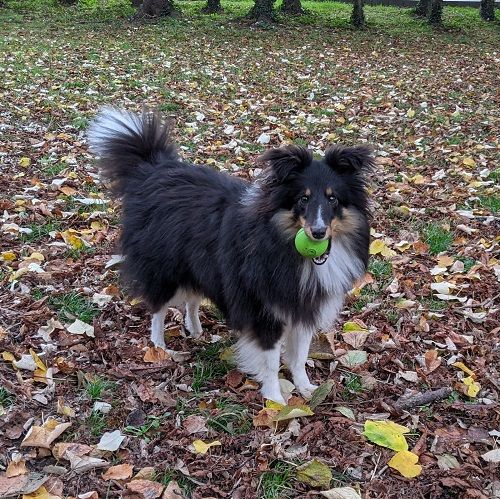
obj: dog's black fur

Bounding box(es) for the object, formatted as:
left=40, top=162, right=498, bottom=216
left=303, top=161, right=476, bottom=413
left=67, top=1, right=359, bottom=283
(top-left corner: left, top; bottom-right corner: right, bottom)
left=89, top=109, right=373, bottom=353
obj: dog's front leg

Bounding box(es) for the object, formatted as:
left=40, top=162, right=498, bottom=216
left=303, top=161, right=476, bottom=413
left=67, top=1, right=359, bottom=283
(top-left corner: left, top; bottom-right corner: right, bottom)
left=235, top=334, right=285, bottom=405
left=283, top=326, right=318, bottom=399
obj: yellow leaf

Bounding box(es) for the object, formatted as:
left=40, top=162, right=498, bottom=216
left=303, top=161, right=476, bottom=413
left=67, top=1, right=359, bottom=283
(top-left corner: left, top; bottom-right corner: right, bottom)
left=452, top=362, right=475, bottom=378
left=265, top=399, right=285, bottom=410
left=369, top=240, right=396, bottom=258
left=410, top=174, right=425, bottom=184
left=2, top=351, right=16, bottom=362
left=19, top=157, right=31, bottom=168
left=296, top=459, right=332, bottom=488
left=30, top=349, right=47, bottom=372
left=57, top=398, right=76, bottom=418
left=22, top=486, right=61, bottom=499
left=463, top=376, right=480, bottom=397
left=388, top=450, right=422, bottom=478
left=60, top=230, right=85, bottom=250
left=462, top=157, right=476, bottom=168
left=272, top=405, right=314, bottom=422
left=363, top=420, right=410, bottom=451
left=1, top=251, right=17, bottom=262
left=406, top=109, right=415, bottom=118
left=192, top=439, right=221, bottom=454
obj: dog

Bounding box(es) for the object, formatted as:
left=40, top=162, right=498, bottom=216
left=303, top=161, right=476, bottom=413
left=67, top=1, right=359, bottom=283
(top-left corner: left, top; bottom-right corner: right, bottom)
left=88, top=108, right=373, bottom=404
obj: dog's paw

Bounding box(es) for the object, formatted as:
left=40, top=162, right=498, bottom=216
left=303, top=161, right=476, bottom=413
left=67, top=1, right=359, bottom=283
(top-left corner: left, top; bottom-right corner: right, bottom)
left=184, top=316, right=203, bottom=339
left=296, top=383, right=319, bottom=400
left=261, top=388, right=286, bottom=406
left=152, top=341, right=167, bottom=350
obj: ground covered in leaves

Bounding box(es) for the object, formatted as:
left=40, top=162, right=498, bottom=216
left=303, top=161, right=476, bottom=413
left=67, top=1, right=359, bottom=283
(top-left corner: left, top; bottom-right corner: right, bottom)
left=1, top=4, right=499, bottom=498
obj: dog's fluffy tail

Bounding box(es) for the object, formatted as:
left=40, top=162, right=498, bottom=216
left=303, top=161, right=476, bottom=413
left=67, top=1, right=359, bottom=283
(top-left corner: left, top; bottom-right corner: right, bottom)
left=87, top=107, right=177, bottom=197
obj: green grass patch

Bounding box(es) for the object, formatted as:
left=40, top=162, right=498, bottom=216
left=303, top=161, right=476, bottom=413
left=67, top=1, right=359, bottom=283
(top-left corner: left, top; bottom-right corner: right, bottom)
left=191, top=342, right=232, bottom=393
left=422, top=223, right=453, bottom=255
left=258, top=461, right=295, bottom=499
left=0, top=387, right=15, bottom=407
left=21, top=220, right=63, bottom=243
left=86, top=411, right=108, bottom=437
left=368, top=258, right=392, bottom=283
left=49, top=291, right=98, bottom=323
left=352, top=287, right=377, bottom=313
left=341, top=372, right=364, bottom=399
left=478, top=195, right=499, bottom=215
left=124, top=414, right=170, bottom=442
left=84, top=375, right=116, bottom=400
left=206, top=399, right=251, bottom=435
left=422, top=297, right=448, bottom=312
left=457, top=256, right=476, bottom=272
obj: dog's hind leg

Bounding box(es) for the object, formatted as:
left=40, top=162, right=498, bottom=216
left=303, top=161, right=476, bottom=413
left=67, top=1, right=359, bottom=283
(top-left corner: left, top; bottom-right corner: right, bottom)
left=151, top=304, right=168, bottom=349
left=185, top=296, right=203, bottom=338
left=235, top=334, right=285, bottom=405
left=283, top=326, right=318, bottom=399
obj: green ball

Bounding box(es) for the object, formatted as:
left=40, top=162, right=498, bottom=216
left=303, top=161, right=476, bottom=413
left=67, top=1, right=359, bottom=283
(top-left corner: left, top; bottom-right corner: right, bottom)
left=294, top=228, right=329, bottom=258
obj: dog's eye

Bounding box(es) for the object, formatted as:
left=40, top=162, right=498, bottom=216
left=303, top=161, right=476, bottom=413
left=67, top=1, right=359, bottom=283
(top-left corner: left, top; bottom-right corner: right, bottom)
left=300, top=195, right=309, bottom=204
left=328, top=195, right=338, bottom=205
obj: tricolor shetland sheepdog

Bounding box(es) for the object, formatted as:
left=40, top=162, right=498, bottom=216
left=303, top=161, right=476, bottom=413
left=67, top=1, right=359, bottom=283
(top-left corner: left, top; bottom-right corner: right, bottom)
left=88, top=108, right=374, bottom=404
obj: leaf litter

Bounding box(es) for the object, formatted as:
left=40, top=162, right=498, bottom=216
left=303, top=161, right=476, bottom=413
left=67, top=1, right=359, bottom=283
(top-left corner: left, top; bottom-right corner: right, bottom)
left=0, top=4, right=499, bottom=498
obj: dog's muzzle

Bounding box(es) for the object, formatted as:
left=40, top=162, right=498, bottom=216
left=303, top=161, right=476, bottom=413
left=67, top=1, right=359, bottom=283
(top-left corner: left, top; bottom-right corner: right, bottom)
left=312, top=239, right=331, bottom=265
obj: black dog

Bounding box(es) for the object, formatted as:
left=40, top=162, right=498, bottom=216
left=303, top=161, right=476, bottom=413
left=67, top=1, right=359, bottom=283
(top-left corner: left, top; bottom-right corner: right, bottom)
left=88, top=108, right=373, bottom=404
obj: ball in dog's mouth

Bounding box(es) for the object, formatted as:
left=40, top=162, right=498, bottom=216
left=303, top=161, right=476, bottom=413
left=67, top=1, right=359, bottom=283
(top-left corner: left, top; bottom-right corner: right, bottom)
left=312, top=239, right=331, bottom=265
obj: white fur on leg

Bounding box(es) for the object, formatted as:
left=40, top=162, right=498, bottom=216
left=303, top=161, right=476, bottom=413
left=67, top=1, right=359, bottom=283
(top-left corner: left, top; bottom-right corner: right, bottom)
left=235, top=335, right=285, bottom=405
left=184, top=298, right=203, bottom=338
left=283, top=326, right=318, bottom=399
left=151, top=306, right=168, bottom=349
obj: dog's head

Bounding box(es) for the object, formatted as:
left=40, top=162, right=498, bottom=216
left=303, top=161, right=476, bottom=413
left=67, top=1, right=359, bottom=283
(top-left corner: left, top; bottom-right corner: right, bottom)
left=257, top=144, right=374, bottom=261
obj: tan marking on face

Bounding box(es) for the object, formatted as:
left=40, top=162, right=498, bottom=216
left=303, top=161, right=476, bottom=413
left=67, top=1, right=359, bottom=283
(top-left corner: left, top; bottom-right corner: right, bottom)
left=272, top=210, right=302, bottom=240
left=330, top=207, right=362, bottom=238
left=326, top=187, right=333, bottom=196
left=305, top=188, right=311, bottom=197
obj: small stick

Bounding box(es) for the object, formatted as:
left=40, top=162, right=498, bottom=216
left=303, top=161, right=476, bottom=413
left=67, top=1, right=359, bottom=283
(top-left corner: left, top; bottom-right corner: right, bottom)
left=393, top=387, right=452, bottom=411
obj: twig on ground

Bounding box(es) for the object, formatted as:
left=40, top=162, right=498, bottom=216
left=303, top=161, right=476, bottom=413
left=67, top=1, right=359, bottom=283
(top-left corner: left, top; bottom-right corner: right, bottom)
left=392, top=387, right=453, bottom=411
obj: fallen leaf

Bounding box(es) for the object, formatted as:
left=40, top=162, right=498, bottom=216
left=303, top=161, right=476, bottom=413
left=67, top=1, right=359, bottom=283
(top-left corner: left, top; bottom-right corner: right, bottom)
left=369, top=240, right=396, bottom=258
left=253, top=408, right=279, bottom=428
left=424, top=350, right=441, bottom=373
left=22, top=485, right=62, bottom=499
left=19, top=157, right=31, bottom=167
left=437, top=454, right=460, bottom=470
left=6, top=459, right=27, bottom=478
left=363, top=420, right=409, bottom=451
left=333, top=406, right=356, bottom=420
left=66, top=319, right=94, bottom=338
left=66, top=451, right=109, bottom=474
left=388, top=450, right=422, bottom=478
left=296, top=459, right=332, bottom=488
left=102, top=463, right=134, bottom=481
left=52, top=443, right=93, bottom=461
left=162, top=480, right=183, bottom=499
left=191, top=439, right=221, bottom=454
left=0, top=473, right=48, bottom=497
left=481, top=449, right=500, bottom=463
left=273, top=405, right=314, bottom=422
left=143, top=347, right=170, bottom=363
left=21, top=422, right=72, bottom=449
left=452, top=362, right=475, bottom=378
left=309, top=380, right=334, bottom=409
left=320, top=487, right=362, bottom=499
left=462, top=376, right=481, bottom=397
left=338, top=350, right=368, bottom=367
left=97, top=430, right=125, bottom=451
left=126, top=479, right=164, bottom=498
left=182, top=415, right=208, bottom=434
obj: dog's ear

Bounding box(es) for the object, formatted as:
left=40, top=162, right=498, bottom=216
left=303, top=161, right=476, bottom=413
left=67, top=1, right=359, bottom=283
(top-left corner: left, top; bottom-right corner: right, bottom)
left=325, top=145, right=375, bottom=175
left=260, top=146, right=312, bottom=183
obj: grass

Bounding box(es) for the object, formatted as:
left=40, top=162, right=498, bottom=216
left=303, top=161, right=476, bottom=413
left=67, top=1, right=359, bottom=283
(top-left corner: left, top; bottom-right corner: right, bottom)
left=478, top=195, right=499, bottom=215
left=352, top=287, right=377, bottom=313
left=206, top=399, right=251, bottom=435
left=49, top=291, right=98, bottom=323
left=422, top=222, right=453, bottom=255
left=84, top=375, right=116, bottom=400
left=341, top=372, right=364, bottom=399
left=258, top=461, right=295, bottom=499
left=457, top=256, right=476, bottom=273
left=422, top=297, right=448, bottom=312
left=0, top=387, right=15, bottom=407
left=191, top=342, right=232, bottom=392
left=86, top=411, right=108, bottom=437
left=21, top=220, right=63, bottom=243
left=124, top=414, right=170, bottom=442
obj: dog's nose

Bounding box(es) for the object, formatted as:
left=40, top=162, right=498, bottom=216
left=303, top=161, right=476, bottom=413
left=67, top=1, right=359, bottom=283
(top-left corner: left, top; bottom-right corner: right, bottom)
left=311, top=228, right=327, bottom=240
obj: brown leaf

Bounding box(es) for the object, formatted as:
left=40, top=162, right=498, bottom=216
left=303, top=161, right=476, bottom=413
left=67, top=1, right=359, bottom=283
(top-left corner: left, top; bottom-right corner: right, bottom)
left=6, top=459, right=27, bottom=477
left=253, top=408, right=278, bottom=428
left=52, top=443, right=93, bottom=461
left=143, top=347, right=170, bottom=363
left=182, top=415, right=208, bottom=434
left=424, top=350, right=441, bottom=373
left=226, top=369, right=244, bottom=388
left=0, top=473, right=48, bottom=497
left=133, top=467, right=156, bottom=480
left=126, top=479, right=164, bottom=499
left=162, top=480, right=183, bottom=499
left=21, top=422, right=72, bottom=449
left=102, top=463, right=134, bottom=481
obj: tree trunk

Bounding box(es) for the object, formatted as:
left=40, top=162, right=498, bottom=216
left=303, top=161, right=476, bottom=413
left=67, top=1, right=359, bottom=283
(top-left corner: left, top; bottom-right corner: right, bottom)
left=480, top=0, right=495, bottom=20
left=247, top=0, right=276, bottom=22
left=414, top=0, right=430, bottom=17
left=350, top=0, right=365, bottom=28
left=281, top=0, right=304, bottom=15
left=136, top=0, right=176, bottom=17
left=202, top=0, right=223, bottom=13
left=428, top=0, right=443, bottom=25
